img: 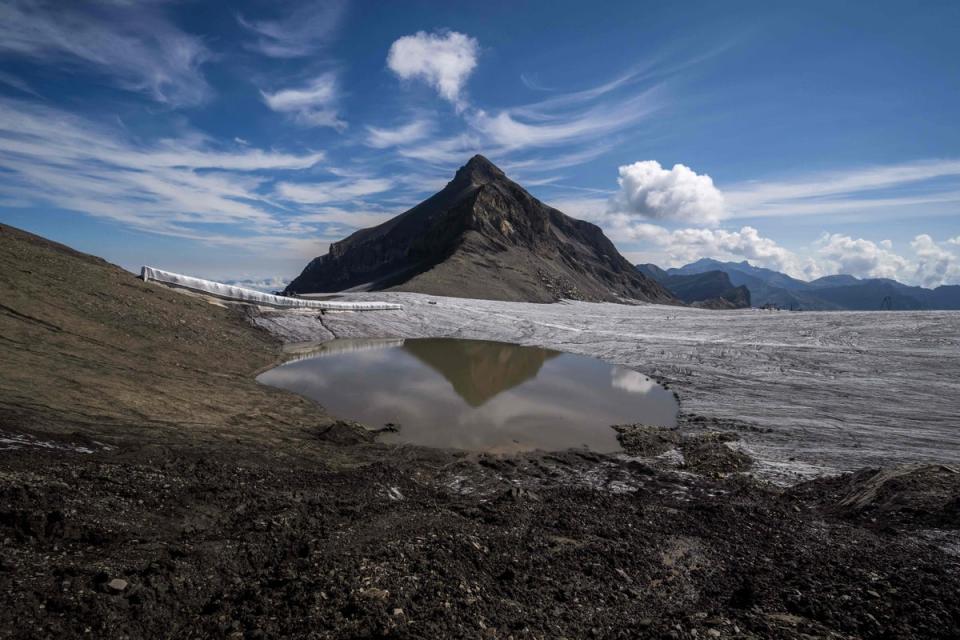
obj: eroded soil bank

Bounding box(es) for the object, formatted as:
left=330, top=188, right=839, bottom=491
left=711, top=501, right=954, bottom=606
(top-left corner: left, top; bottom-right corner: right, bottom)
left=2, top=223, right=960, bottom=638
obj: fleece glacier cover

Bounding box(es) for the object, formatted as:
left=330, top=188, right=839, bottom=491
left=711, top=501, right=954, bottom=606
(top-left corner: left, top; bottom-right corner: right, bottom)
left=140, top=267, right=402, bottom=311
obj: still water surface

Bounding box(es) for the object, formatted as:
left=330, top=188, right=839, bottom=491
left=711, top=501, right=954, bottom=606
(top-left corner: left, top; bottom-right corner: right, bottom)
left=257, top=338, right=677, bottom=453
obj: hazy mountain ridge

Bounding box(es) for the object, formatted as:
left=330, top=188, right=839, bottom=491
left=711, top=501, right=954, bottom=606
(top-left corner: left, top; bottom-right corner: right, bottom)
left=636, top=264, right=751, bottom=309
left=287, top=156, right=675, bottom=304
left=649, top=258, right=960, bottom=310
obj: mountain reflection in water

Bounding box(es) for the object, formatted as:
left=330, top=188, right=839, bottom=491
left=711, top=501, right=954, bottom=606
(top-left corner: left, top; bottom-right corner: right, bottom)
left=402, top=339, right=559, bottom=406
left=257, top=338, right=677, bottom=453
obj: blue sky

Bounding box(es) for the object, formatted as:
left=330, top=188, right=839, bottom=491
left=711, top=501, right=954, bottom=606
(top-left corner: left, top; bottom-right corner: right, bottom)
left=1, top=0, right=959, bottom=288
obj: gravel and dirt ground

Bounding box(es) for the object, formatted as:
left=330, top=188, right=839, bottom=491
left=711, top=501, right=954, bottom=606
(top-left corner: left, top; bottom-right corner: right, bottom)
left=2, top=223, right=960, bottom=638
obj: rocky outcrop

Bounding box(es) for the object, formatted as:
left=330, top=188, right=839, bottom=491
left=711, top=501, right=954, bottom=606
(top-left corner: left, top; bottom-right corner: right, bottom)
left=286, top=156, right=675, bottom=304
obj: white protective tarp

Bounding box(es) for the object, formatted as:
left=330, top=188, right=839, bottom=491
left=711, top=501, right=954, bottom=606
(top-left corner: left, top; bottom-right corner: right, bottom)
left=140, top=266, right=402, bottom=311
left=279, top=338, right=406, bottom=364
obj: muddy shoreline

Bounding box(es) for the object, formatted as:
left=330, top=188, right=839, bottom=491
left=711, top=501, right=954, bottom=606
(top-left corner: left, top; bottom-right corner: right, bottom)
left=2, top=223, right=960, bottom=638
left=253, top=292, right=960, bottom=483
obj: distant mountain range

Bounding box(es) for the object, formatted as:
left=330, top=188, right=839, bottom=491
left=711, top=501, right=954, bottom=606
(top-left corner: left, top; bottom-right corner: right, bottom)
left=636, top=264, right=751, bottom=309
left=639, top=258, right=960, bottom=310
left=286, top=156, right=674, bottom=304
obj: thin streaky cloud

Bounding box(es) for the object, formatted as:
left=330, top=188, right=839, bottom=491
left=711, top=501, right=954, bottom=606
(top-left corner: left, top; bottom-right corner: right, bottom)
left=365, top=120, right=433, bottom=148
left=0, top=0, right=211, bottom=106
left=0, top=71, right=41, bottom=97
left=237, top=0, right=346, bottom=58
left=275, top=178, right=394, bottom=204
left=501, top=143, right=619, bottom=174
left=519, top=73, right=556, bottom=92
left=260, top=73, right=346, bottom=131
left=469, top=87, right=663, bottom=150
left=0, top=99, right=329, bottom=246
left=725, top=159, right=960, bottom=210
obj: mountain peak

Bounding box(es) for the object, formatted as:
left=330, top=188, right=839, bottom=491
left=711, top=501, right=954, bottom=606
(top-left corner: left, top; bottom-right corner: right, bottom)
left=454, top=154, right=506, bottom=184
left=285, top=155, right=675, bottom=304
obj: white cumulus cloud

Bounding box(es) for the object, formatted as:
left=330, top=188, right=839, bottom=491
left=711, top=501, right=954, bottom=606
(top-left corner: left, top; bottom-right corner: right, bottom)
left=387, top=30, right=479, bottom=109
left=610, top=161, right=726, bottom=226
left=815, top=234, right=910, bottom=280
left=611, top=368, right=656, bottom=394
left=910, top=234, right=960, bottom=287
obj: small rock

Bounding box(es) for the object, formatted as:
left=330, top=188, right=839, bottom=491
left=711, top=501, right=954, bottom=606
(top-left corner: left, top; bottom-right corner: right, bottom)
left=107, top=578, right=128, bottom=593
left=866, top=589, right=881, bottom=599
left=392, top=608, right=404, bottom=617
left=707, top=630, right=721, bottom=638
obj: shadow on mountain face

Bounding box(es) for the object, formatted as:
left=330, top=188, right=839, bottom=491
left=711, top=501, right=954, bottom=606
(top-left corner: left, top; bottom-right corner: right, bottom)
left=286, top=155, right=675, bottom=304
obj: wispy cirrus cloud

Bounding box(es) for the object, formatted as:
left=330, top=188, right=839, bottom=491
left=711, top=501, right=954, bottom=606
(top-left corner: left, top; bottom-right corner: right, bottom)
left=275, top=178, right=394, bottom=204
left=0, top=0, right=211, bottom=106
left=518, top=73, right=555, bottom=92
left=380, top=31, right=667, bottom=174
left=469, top=89, right=660, bottom=150
left=237, top=0, right=346, bottom=58
left=0, top=71, right=40, bottom=97
left=501, top=144, right=620, bottom=178
left=260, top=72, right=346, bottom=130
left=0, top=98, right=331, bottom=252
left=365, top=119, right=433, bottom=148
left=291, top=208, right=395, bottom=229
left=389, top=83, right=662, bottom=169
left=725, top=159, right=960, bottom=220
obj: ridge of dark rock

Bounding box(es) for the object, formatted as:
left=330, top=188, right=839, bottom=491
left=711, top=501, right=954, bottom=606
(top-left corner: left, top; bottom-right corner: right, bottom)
left=285, top=157, right=675, bottom=304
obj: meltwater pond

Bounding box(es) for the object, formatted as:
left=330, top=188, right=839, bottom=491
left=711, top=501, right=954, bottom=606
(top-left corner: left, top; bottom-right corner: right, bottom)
left=258, top=338, right=678, bottom=454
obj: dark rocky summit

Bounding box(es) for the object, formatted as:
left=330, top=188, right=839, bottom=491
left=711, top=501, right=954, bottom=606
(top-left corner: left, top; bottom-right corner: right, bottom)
left=286, top=155, right=675, bottom=303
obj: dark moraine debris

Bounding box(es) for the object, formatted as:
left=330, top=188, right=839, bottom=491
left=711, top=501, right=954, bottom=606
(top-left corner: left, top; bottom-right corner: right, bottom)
left=285, top=155, right=676, bottom=303
left=612, top=423, right=753, bottom=473
left=791, top=464, right=960, bottom=530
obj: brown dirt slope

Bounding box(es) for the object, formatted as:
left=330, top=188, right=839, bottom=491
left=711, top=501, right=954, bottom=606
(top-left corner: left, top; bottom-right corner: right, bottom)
left=0, top=222, right=329, bottom=450
left=285, top=155, right=675, bottom=304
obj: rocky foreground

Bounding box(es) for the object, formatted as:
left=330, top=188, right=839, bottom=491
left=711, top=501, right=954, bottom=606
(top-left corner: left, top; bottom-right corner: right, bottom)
left=2, top=223, right=960, bottom=639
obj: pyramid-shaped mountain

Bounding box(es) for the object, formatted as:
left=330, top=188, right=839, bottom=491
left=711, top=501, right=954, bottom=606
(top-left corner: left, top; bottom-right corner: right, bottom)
left=402, top=338, right=560, bottom=407
left=285, top=155, right=675, bottom=304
